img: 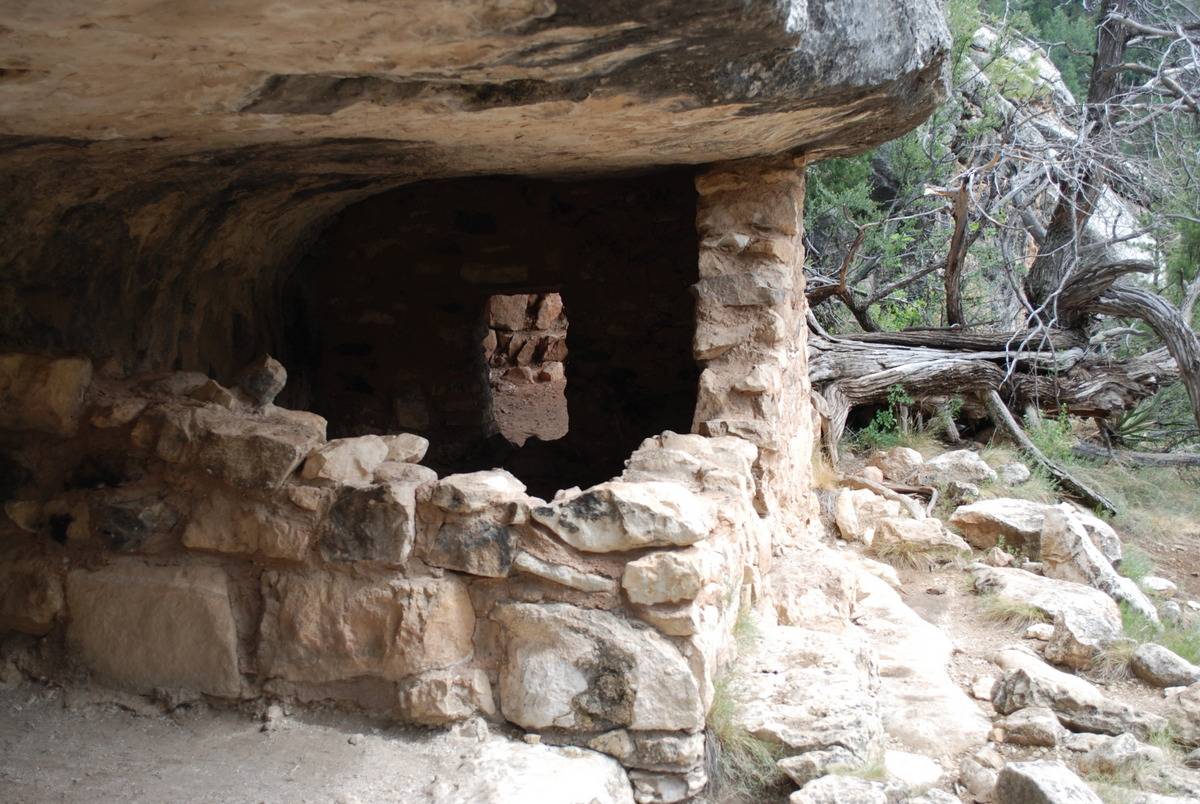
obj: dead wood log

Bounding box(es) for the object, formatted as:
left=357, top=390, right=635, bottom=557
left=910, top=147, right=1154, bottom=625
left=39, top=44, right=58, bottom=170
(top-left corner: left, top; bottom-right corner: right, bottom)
left=1072, top=442, right=1200, bottom=467
left=841, top=475, right=928, bottom=520
left=985, top=390, right=1119, bottom=514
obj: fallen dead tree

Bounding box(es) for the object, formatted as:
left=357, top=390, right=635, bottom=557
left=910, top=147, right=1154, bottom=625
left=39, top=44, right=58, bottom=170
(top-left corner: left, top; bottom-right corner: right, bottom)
left=1072, top=442, right=1200, bottom=467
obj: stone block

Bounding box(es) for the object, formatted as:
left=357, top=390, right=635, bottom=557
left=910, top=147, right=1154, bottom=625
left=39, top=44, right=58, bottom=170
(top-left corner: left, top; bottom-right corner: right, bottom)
left=430, top=469, right=527, bottom=514
left=66, top=563, right=241, bottom=697
left=396, top=667, right=495, bottom=725
left=150, top=403, right=326, bottom=489
left=487, top=294, right=530, bottom=331
left=319, top=481, right=419, bottom=565
left=493, top=602, right=704, bottom=732
left=381, top=433, right=428, bottom=464
left=300, top=435, right=389, bottom=485
left=622, top=548, right=719, bottom=606
left=259, top=572, right=474, bottom=684
left=183, top=488, right=317, bottom=561
left=0, top=559, right=64, bottom=635
left=532, top=481, right=714, bottom=553
left=418, top=513, right=517, bottom=578
left=0, top=353, right=93, bottom=436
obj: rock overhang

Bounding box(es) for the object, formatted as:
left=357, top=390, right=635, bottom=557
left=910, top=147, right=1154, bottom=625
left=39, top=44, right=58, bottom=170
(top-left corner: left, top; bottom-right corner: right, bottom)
left=0, top=0, right=949, bottom=173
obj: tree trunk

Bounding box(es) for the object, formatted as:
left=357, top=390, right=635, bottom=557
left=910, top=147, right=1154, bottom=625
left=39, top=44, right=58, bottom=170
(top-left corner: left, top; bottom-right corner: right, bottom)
left=1089, top=284, right=1200, bottom=431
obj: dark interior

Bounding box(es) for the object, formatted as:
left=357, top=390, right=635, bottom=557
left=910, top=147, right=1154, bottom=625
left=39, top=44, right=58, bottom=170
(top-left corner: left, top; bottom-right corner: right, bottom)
left=281, top=170, right=701, bottom=498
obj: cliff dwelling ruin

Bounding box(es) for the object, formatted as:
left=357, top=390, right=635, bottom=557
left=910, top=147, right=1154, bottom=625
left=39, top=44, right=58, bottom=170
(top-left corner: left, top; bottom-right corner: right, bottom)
left=0, top=2, right=952, bottom=802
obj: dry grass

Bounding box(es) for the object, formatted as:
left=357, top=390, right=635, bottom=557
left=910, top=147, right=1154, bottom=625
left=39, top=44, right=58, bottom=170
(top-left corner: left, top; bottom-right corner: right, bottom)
left=978, top=594, right=1050, bottom=628
left=1069, top=462, right=1200, bottom=546
left=705, top=609, right=787, bottom=802
left=829, top=757, right=887, bottom=781
left=1092, top=638, right=1139, bottom=681
left=811, top=450, right=841, bottom=491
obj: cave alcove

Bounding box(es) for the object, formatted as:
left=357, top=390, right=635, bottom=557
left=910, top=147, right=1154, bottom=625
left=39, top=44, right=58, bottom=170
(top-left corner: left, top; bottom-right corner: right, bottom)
left=280, top=169, right=701, bottom=498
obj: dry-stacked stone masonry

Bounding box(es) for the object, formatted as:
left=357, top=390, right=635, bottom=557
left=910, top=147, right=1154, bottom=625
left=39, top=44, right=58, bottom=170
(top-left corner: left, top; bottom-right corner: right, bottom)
left=0, top=2, right=950, bottom=801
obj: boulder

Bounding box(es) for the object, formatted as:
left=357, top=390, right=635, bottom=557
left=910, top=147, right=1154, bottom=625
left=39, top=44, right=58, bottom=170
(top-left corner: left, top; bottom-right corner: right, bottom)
left=622, top=548, right=720, bottom=606
left=627, top=767, right=706, bottom=804
left=1026, top=623, right=1054, bottom=641
left=0, top=559, right=64, bottom=635
left=789, top=776, right=892, bottom=804
left=1143, top=576, right=1178, bottom=596
left=1044, top=610, right=1117, bottom=671
left=871, top=516, right=970, bottom=566
left=66, top=563, right=241, bottom=697
left=949, top=498, right=1049, bottom=551
left=861, top=466, right=885, bottom=484
left=492, top=602, right=703, bottom=732
left=419, top=738, right=635, bottom=804
left=882, top=750, right=943, bottom=788
left=381, top=433, right=429, bottom=464
left=993, top=761, right=1103, bottom=804
left=396, top=667, right=495, bottom=725
left=532, top=481, right=715, bottom=553
left=236, top=355, right=287, bottom=407
left=258, top=572, right=475, bottom=683
left=183, top=488, right=318, bottom=562
left=1040, top=508, right=1159, bottom=625
left=996, top=706, right=1067, bottom=747
left=300, top=435, right=389, bottom=485
left=149, top=402, right=326, bottom=489
left=915, top=449, right=997, bottom=486
left=777, top=747, right=863, bottom=787
left=834, top=488, right=902, bottom=545
left=1170, top=683, right=1200, bottom=747
left=867, top=447, right=924, bottom=482
left=767, top=547, right=861, bottom=631
left=992, top=649, right=1167, bottom=737
left=945, top=479, right=981, bottom=505
left=1132, top=644, right=1200, bottom=689
left=996, top=462, right=1032, bottom=485
left=320, top=480, right=422, bottom=565
left=0, top=353, right=93, bottom=437
left=1071, top=509, right=1123, bottom=566
left=960, top=757, right=998, bottom=802
left=732, top=625, right=883, bottom=763
left=1077, top=733, right=1164, bottom=776
left=972, top=566, right=1122, bottom=647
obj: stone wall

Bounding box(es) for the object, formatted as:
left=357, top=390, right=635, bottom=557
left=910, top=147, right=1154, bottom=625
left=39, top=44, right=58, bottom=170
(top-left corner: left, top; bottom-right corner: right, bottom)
left=0, top=157, right=814, bottom=802
left=483, top=293, right=567, bottom=388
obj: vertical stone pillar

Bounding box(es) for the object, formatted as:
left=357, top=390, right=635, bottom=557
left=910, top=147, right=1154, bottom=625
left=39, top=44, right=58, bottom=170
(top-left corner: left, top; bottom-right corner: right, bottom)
left=691, top=156, right=817, bottom=534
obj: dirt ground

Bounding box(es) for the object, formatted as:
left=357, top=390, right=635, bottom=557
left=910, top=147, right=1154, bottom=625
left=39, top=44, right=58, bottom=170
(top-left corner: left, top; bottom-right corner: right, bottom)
left=0, top=686, right=534, bottom=804
left=491, top=378, right=568, bottom=446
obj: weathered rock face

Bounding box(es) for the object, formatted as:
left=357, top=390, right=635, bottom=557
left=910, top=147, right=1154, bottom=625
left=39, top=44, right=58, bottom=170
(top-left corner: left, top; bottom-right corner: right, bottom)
left=0, top=1, right=948, bottom=375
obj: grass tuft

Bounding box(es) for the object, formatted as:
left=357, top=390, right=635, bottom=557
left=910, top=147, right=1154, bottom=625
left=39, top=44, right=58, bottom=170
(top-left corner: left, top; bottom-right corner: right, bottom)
left=829, top=757, right=887, bottom=781
left=979, top=594, right=1050, bottom=628
left=1092, top=638, right=1138, bottom=681
left=705, top=609, right=787, bottom=802
left=1117, top=545, right=1154, bottom=585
